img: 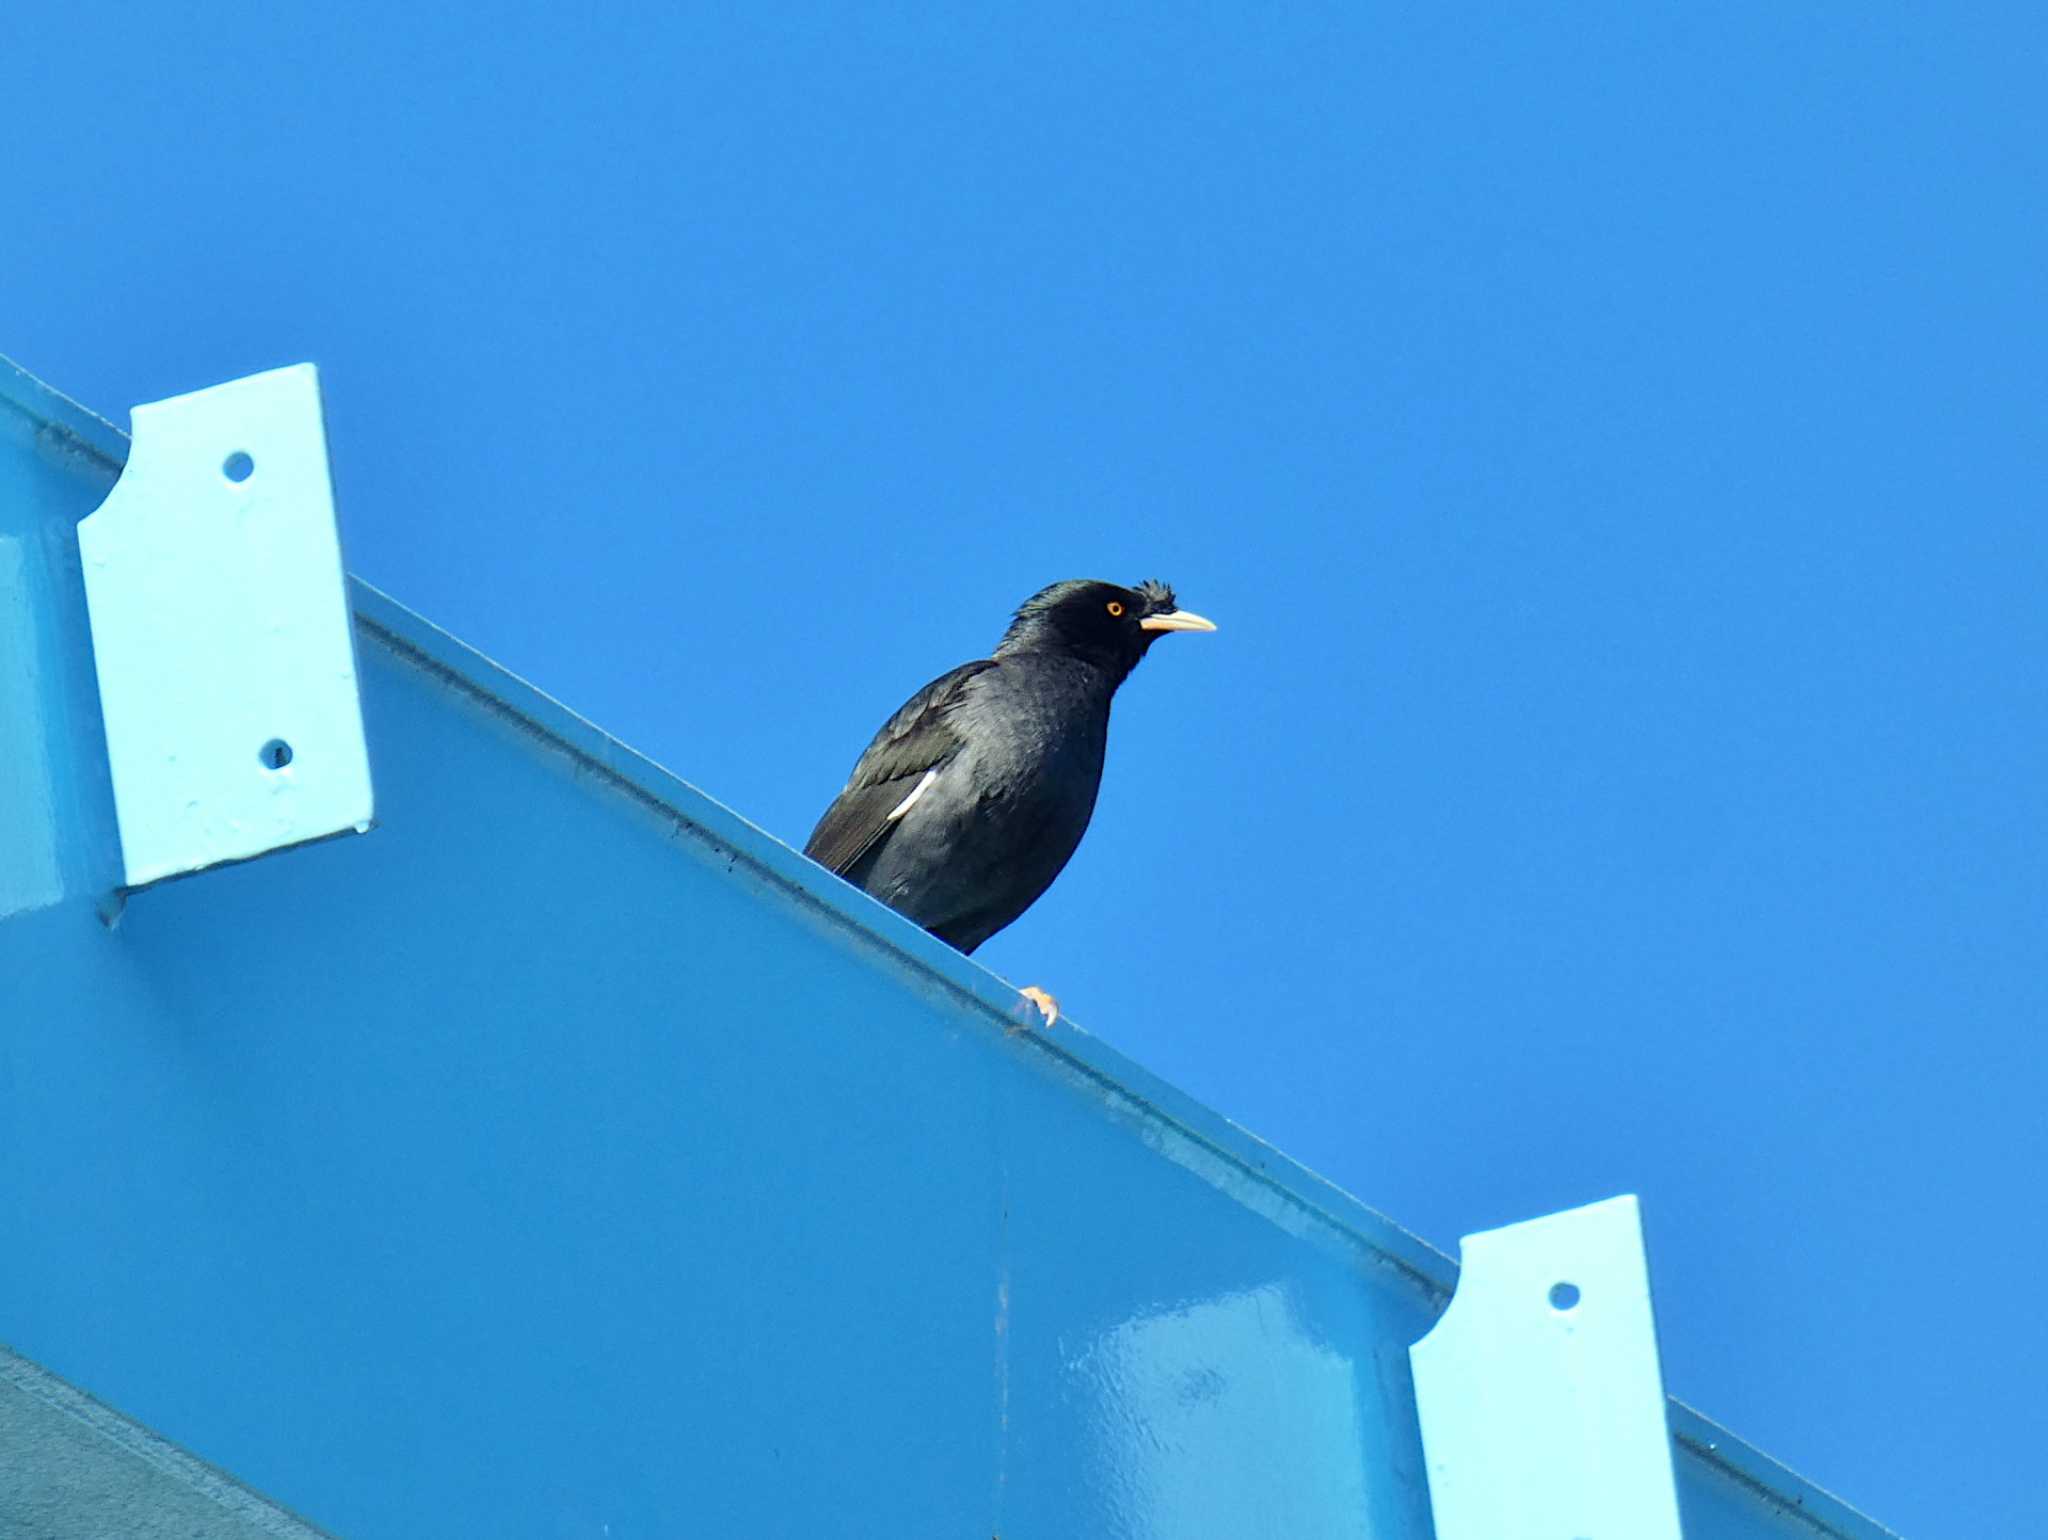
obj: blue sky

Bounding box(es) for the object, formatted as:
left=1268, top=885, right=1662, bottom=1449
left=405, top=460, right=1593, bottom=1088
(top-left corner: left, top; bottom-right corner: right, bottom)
left=8, top=5, right=2043, bottom=1533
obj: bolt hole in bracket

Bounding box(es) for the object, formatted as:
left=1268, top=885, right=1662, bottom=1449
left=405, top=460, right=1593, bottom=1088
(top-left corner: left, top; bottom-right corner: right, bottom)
left=1410, top=1195, right=1683, bottom=1540
left=76, top=365, right=373, bottom=891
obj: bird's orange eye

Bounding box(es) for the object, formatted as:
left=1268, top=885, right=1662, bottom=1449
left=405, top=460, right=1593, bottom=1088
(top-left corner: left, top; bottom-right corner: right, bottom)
left=1107, top=601, right=1124, bottom=617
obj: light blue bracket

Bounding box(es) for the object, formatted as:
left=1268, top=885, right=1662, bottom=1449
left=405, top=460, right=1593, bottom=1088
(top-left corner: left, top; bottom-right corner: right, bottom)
left=75, top=365, right=373, bottom=889
left=1411, top=1194, right=1684, bottom=1540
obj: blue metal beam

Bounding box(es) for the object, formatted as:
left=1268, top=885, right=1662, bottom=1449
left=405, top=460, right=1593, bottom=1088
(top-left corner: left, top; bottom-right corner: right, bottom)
left=1, top=358, right=1899, bottom=1540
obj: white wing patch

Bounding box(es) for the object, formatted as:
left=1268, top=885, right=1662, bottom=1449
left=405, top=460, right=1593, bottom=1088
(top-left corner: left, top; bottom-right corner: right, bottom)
left=886, top=768, right=939, bottom=822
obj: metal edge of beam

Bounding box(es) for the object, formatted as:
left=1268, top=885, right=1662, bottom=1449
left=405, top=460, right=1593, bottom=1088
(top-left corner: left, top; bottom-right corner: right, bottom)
left=0, top=353, right=127, bottom=479
left=1669, top=1402, right=1902, bottom=1540
left=0, top=1345, right=341, bottom=1539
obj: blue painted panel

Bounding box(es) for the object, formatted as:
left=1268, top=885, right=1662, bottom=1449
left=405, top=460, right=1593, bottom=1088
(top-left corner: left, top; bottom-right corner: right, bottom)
left=9, top=631, right=1007, bottom=1536
left=995, top=1056, right=1440, bottom=1536
left=2, top=362, right=1898, bottom=1540
left=0, top=363, right=123, bottom=910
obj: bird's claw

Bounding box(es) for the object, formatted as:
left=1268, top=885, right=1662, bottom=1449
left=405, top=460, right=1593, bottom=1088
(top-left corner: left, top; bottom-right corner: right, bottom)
left=1018, top=986, right=1060, bottom=1028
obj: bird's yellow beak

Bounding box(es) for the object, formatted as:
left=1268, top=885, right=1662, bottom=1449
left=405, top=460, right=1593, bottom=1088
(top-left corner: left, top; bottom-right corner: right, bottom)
left=1138, top=609, right=1218, bottom=634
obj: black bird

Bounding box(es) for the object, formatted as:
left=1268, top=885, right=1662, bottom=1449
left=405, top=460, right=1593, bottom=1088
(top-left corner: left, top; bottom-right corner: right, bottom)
left=804, top=578, right=1216, bottom=1021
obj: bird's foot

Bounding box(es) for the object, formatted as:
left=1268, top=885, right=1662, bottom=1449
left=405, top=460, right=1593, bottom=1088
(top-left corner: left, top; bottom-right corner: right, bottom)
left=1017, top=986, right=1060, bottom=1028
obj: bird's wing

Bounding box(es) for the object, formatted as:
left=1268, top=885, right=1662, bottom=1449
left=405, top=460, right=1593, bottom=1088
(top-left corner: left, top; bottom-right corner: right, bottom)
left=803, top=659, right=998, bottom=877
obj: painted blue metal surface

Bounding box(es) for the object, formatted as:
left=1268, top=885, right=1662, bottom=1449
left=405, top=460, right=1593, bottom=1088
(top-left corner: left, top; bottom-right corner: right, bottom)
left=2, top=359, right=1900, bottom=1539
left=0, top=358, right=123, bottom=917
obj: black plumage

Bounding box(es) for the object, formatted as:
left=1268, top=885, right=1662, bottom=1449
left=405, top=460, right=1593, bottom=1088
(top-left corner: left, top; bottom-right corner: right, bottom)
left=805, top=579, right=1216, bottom=956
